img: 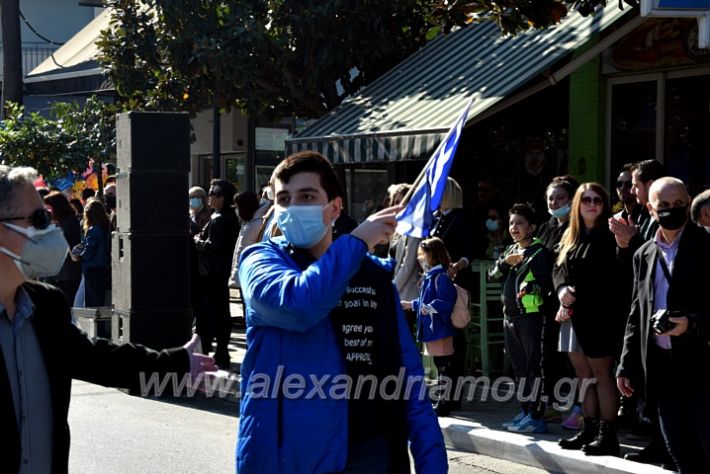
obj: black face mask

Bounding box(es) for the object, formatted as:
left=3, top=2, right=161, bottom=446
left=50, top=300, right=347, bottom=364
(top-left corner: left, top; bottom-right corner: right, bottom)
left=655, top=206, right=687, bottom=231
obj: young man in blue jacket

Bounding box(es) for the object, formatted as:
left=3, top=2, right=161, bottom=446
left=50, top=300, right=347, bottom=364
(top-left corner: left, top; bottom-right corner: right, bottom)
left=237, top=151, right=448, bottom=473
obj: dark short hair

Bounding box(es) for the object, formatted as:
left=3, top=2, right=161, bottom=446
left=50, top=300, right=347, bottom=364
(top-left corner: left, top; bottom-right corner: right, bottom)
left=546, top=175, right=579, bottom=200
left=691, top=189, right=710, bottom=224
left=633, top=160, right=666, bottom=183
left=234, top=191, right=260, bottom=221
left=419, top=237, right=451, bottom=268
left=509, top=203, right=537, bottom=226
left=82, top=188, right=96, bottom=201
left=209, top=179, right=236, bottom=203
left=621, top=163, right=635, bottom=174
left=271, top=151, right=342, bottom=201
left=44, top=191, right=76, bottom=222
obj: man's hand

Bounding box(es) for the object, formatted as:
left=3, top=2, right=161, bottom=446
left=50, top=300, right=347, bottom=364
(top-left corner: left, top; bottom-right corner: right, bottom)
left=558, top=285, right=576, bottom=307
left=183, top=334, right=218, bottom=388
left=608, top=216, right=638, bottom=248
left=660, top=316, right=689, bottom=337
left=351, top=205, right=401, bottom=249
left=616, top=376, right=634, bottom=397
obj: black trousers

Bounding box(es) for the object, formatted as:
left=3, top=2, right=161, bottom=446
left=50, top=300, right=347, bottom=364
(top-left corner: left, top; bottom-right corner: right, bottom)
left=197, top=275, right=232, bottom=359
left=56, top=278, right=81, bottom=308
left=432, top=355, right=455, bottom=409
left=650, top=345, right=710, bottom=474
left=504, top=314, right=544, bottom=416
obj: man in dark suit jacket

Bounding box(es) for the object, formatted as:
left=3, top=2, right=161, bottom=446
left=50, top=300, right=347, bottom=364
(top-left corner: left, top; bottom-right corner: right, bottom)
left=616, top=177, right=710, bottom=474
left=0, top=166, right=215, bottom=473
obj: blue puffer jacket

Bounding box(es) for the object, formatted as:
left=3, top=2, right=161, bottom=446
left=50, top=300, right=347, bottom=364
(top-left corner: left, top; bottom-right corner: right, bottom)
left=412, top=265, right=457, bottom=343
left=237, top=235, right=448, bottom=474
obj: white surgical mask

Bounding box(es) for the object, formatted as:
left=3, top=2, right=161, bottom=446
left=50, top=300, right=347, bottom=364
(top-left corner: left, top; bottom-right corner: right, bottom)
left=0, top=223, right=69, bottom=278
left=275, top=203, right=330, bottom=248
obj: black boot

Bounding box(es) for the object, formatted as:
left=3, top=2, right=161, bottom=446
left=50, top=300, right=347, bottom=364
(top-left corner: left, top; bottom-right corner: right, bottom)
left=559, top=417, right=599, bottom=450
left=583, top=419, right=620, bottom=456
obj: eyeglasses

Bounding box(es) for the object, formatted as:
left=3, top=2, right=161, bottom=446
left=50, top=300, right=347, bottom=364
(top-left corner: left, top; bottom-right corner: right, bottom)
left=580, top=196, right=604, bottom=206
left=0, top=208, right=52, bottom=230
left=616, top=180, right=632, bottom=190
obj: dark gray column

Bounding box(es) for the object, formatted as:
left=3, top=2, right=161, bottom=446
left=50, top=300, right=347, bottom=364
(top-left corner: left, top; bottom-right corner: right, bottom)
left=112, top=112, right=192, bottom=349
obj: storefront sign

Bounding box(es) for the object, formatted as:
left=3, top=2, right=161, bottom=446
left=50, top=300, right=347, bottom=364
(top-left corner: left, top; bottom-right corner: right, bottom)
left=642, top=0, right=710, bottom=47
left=643, top=0, right=710, bottom=12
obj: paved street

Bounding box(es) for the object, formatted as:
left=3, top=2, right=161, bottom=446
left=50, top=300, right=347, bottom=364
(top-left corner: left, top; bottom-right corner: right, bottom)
left=68, top=381, right=238, bottom=474
left=68, top=380, right=544, bottom=473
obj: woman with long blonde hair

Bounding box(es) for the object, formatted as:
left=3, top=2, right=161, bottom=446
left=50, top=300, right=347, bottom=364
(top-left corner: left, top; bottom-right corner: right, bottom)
left=553, top=182, right=628, bottom=457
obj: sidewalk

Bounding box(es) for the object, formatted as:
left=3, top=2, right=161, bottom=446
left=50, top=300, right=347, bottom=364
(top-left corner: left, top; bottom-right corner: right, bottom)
left=219, top=293, right=671, bottom=473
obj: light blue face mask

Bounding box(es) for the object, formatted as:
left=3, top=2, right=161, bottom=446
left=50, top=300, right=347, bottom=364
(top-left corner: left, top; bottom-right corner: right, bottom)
left=549, top=204, right=571, bottom=219
left=485, top=219, right=500, bottom=232
left=189, top=197, right=203, bottom=210
left=275, top=203, right=330, bottom=248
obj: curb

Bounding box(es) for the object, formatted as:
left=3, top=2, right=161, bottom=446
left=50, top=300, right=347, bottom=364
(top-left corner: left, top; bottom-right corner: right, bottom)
left=440, top=417, right=672, bottom=474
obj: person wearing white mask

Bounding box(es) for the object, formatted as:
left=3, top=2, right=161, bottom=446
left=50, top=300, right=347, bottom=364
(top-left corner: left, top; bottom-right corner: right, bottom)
left=535, top=174, right=580, bottom=427
left=0, top=165, right=215, bottom=472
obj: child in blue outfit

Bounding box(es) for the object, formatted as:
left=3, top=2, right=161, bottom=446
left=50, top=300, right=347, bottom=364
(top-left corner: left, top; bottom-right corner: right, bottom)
left=401, top=237, right=458, bottom=416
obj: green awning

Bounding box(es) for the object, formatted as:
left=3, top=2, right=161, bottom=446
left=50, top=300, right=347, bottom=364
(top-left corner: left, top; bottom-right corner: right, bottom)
left=287, top=3, right=636, bottom=164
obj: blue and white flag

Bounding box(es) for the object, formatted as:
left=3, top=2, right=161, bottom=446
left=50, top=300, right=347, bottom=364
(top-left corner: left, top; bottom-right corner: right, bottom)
left=395, top=99, right=472, bottom=238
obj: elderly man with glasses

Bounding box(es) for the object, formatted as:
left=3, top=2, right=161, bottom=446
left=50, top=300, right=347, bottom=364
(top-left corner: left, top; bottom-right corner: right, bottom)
left=0, top=165, right=215, bottom=473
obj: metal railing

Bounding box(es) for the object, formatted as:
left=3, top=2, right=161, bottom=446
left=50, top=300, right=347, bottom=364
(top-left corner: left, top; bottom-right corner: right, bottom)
left=0, top=41, right=60, bottom=79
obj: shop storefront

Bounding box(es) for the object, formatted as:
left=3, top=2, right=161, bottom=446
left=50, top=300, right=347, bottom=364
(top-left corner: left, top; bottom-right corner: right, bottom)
left=286, top=6, right=710, bottom=218
left=605, top=18, right=710, bottom=195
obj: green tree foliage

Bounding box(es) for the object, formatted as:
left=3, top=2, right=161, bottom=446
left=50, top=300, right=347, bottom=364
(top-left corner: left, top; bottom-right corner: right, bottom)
left=97, top=1, right=635, bottom=119
left=98, top=0, right=437, bottom=118
left=0, top=97, right=117, bottom=178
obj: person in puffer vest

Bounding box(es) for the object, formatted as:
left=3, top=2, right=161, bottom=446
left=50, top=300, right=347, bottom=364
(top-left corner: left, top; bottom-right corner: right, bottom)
left=489, top=203, right=553, bottom=434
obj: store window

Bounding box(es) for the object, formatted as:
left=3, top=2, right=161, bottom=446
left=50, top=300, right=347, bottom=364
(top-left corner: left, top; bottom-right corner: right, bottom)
left=609, top=81, right=657, bottom=176
left=198, top=152, right=245, bottom=192
left=665, top=74, right=710, bottom=194
left=607, top=72, right=710, bottom=195
left=344, top=168, right=389, bottom=223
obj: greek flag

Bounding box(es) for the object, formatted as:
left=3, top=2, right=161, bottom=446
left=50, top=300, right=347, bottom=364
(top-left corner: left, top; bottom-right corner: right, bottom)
left=395, top=99, right=472, bottom=238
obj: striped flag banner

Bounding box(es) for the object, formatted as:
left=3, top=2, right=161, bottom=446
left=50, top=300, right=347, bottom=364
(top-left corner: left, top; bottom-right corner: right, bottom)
left=395, top=98, right=473, bottom=238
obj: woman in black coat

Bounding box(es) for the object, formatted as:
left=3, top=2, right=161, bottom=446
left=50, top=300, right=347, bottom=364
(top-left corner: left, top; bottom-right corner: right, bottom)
left=44, top=191, right=82, bottom=305
left=553, top=183, right=629, bottom=456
